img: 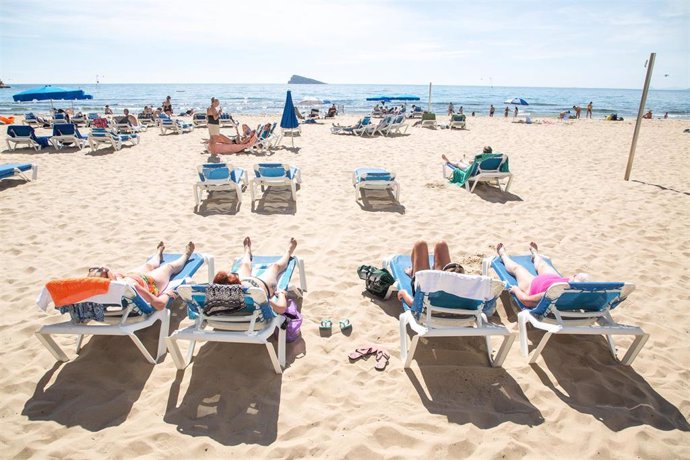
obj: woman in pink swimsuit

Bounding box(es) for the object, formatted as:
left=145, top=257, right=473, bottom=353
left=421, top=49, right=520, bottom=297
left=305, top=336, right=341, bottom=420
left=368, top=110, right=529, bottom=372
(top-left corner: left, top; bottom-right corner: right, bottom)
left=496, top=242, right=588, bottom=308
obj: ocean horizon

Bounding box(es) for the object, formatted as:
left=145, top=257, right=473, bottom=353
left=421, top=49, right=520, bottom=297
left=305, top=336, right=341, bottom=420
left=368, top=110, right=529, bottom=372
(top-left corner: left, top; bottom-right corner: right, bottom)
left=1, top=83, right=688, bottom=119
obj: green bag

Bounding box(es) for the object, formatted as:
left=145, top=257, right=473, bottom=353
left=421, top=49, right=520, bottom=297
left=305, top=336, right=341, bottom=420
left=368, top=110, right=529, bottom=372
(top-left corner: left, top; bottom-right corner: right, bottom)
left=357, top=265, right=395, bottom=298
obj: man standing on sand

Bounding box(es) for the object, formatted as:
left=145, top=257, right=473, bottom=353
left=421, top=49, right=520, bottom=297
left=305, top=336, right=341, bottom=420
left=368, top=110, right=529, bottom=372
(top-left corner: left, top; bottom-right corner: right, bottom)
left=586, top=101, right=593, bottom=119
left=573, top=105, right=582, bottom=119
left=448, top=102, right=454, bottom=115
left=489, top=105, right=495, bottom=117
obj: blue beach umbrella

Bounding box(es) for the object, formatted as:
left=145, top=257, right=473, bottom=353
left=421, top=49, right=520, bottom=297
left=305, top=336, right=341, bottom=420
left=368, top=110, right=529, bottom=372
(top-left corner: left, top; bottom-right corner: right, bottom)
left=13, top=85, right=93, bottom=102
left=504, top=97, right=529, bottom=106
left=280, top=90, right=299, bottom=147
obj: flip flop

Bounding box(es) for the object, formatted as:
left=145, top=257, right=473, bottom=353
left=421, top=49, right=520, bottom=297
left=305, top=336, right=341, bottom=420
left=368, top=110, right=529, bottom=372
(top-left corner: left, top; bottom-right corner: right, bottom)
left=339, top=318, right=352, bottom=332
left=374, top=348, right=390, bottom=371
left=348, top=344, right=378, bottom=361
left=319, top=319, right=332, bottom=331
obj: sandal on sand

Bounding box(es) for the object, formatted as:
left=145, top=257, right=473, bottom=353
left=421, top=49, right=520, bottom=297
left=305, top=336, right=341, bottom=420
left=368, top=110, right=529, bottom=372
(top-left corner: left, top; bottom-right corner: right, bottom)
left=339, top=318, right=352, bottom=332
left=348, top=344, right=377, bottom=361
left=375, top=348, right=390, bottom=371
left=319, top=319, right=332, bottom=331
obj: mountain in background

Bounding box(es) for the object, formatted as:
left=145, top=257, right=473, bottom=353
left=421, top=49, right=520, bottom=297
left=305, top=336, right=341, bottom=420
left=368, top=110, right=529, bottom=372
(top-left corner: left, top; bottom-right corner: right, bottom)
left=288, top=75, right=326, bottom=84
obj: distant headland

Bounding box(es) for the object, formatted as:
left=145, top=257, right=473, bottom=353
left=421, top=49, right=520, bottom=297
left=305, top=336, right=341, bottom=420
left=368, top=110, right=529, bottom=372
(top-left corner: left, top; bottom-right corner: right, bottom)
left=288, top=75, right=326, bottom=84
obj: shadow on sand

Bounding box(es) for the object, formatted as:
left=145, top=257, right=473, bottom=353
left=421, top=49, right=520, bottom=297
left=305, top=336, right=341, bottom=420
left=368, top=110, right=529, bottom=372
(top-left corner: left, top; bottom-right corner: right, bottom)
left=357, top=189, right=406, bottom=214
left=251, top=187, right=297, bottom=215
left=631, top=179, right=690, bottom=196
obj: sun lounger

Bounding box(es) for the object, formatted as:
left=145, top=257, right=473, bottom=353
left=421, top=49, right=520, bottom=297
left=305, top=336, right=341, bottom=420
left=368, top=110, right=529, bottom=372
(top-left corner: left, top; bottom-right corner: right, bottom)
left=5, top=125, right=51, bottom=151
left=71, top=113, right=87, bottom=127
left=50, top=123, right=88, bottom=150
left=250, top=163, right=301, bottom=203
left=443, top=152, right=513, bottom=193
left=86, top=113, right=100, bottom=127
left=35, top=252, right=211, bottom=364
left=484, top=254, right=648, bottom=365
left=353, top=167, right=400, bottom=202
left=219, top=112, right=235, bottom=127
left=331, top=116, right=371, bottom=135
left=385, top=254, right=515, bottom=367
left=194, top=163, right=248, bottom=211
left=372, top=116, right=395, bottom=136
left=23, top=112, right=42, bottom=127
left=420, top=112, right=437, bottom=128
left=50, top=112, right=68, bottom=126
left=384, top=115, right=408, bottom=135
left=160, top=117, right=193, bottom=134
left=168, top=254, right=307, bottom=373
left=192, top=113, right=207, bottom=127
left=88, top=127, right=139, bottom=152
left=0, top=163, right=38, bottom=183
left=450, top=114, right=466, bottom=129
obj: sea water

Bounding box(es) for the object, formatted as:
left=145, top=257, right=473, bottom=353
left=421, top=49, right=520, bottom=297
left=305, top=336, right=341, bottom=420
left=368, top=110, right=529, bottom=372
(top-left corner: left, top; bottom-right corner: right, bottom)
left=1, top=83, right=688, bottom=118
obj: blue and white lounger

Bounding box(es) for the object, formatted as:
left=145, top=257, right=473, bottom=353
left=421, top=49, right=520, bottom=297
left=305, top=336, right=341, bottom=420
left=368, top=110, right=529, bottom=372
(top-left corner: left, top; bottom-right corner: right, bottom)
left=353, top=167, right=400, bottom=202
left=484, top=254, right=648, bottom=365
left=194, top=163, right=248, bottom=211
left=250, top=163, right=301, bottom=203
left=385, top=254, right=514, bottom=367
left=88, top=127, right=139, bottom=152
left=168, top=254, right=307, bottom=374
left=35, top=252, right=212, bottom=364
left=5, top=125, right=51, bottom=151
left=0, top=163, right=38, bottom=183
left=51, top=123, right=88, bottom=150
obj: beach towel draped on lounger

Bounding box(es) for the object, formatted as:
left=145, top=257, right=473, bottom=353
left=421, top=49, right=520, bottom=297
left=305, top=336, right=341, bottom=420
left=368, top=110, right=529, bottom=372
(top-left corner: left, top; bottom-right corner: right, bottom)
left=448, top=153, right=510, bottom=187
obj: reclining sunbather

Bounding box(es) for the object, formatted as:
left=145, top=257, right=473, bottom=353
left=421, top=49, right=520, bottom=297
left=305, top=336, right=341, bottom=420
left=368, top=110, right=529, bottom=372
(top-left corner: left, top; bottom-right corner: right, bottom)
left=441, top=146, right=492, bottom=171
left=87, top=241, right=195, bottom=310
left=212, top=236, right=297, bottom=314
left=396, top=240, right=466, bottom=305
left=496, top=242, right=589, bottom=307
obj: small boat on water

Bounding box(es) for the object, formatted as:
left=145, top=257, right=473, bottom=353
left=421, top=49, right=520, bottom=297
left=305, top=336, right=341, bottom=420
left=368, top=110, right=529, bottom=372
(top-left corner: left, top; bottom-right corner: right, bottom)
left=0, top=79, right=10, bottom=89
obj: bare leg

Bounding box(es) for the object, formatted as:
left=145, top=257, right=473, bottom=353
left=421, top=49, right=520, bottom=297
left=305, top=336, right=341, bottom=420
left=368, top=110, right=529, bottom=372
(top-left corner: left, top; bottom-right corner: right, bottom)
left=432, top=241, right=452, bottom=270
left=258, top=238, right=297, bottom=295
left=131, top=242, right=165, bottom=273
left=149, top=242, right=194, bottom=292
left=497, top=243, right=534, bottom=293
left=406, top=240, right=431, bottom=277
left=530, top=242, right=560, bottom=276
left=441, top=154, right=470, bottom=171
left=237, top=236, right=253, bottom=278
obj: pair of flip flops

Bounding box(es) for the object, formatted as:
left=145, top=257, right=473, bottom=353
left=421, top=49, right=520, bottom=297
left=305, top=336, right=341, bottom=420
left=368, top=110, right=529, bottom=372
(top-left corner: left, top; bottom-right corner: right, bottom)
left=320, top=319, right=352, bottom=332
left=348, top=344, right=390, bottom=371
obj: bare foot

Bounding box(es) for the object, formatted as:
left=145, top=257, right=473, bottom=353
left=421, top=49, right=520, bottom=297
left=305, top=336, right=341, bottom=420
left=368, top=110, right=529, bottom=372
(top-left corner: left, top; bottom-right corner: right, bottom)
left=496, top=243, right=506, bottom=256
left=529, top=242, right=539, bottom=256
left=243, top=236, right=253, bottom=260
left=185, top=241, right=195, bottom=257
left=442, top=154, right=450, bottom=163
left=157, top=241, right=165, bottom=262
left=287, top=237, right=297, bottom=256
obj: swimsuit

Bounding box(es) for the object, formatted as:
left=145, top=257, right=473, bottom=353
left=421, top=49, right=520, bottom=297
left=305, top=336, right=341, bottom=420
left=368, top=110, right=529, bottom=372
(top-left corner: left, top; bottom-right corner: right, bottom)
left=529, top=273, right=569, bottom=296
left=123, top=273, right=159, bottom=296
left=241, top=276, right=272, bottom=298
left=163, top=103, right=172, bottom=113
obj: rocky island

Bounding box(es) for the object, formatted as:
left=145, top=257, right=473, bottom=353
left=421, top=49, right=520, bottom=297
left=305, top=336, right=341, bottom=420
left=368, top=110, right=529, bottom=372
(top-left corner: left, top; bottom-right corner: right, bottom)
left=288, top=75, right=326, bottom=84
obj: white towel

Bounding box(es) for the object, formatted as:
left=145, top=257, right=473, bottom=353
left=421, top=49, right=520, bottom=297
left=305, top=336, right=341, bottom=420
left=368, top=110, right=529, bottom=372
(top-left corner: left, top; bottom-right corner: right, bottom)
left=415, top=270, right=493, bottom=301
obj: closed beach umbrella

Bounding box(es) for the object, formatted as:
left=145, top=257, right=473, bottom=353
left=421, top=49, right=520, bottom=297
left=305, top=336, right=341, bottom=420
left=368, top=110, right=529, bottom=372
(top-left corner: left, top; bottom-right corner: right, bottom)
left=504, top=97, right=529, bottom=106
left=280, top=90, right=299, bottom=147
left=13, top=85, right=93, bottom=102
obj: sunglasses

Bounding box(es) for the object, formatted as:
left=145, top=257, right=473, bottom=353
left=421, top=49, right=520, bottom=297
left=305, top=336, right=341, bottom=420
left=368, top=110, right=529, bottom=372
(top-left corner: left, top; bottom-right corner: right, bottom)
left=88, top=266, right=110, bottom=275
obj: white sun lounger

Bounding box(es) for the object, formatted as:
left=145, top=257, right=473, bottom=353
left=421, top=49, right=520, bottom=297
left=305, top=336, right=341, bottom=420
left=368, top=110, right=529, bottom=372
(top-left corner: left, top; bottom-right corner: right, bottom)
left=194, top=163, right=248, bottom=211
left=250, top=163, right=302, bottom=203
left=353, top=167, right=400, bottom=202
left=0, top=163, right=38, bottom=183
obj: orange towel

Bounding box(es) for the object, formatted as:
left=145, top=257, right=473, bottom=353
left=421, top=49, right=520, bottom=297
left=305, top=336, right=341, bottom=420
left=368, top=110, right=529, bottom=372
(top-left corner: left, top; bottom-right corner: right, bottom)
left=46, top=278, right=111, bottom=307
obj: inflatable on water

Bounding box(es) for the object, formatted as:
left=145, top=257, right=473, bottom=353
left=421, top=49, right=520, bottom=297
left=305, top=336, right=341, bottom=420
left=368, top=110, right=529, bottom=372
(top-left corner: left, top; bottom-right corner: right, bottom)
left=0, top=115, right=15, bottom=125
left=208, top=133, right=257, bottom=154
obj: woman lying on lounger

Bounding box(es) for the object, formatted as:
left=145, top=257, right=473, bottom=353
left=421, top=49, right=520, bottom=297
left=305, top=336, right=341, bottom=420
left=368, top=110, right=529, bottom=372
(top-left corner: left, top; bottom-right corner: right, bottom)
left=211, top=236, right=297, bottom=314
left=208, top=123, right=255, bottom=146
left=87, top=241, right=195, bottom=310
left=441, top=145, right=492, bottom=171
left=396, top=240, right=466, bottom=306
left=496, top=242, right=589, bottom=307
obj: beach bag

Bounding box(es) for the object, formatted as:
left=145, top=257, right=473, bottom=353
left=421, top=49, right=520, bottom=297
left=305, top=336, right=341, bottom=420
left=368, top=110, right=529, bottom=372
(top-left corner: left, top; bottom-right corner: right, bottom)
left=357, top=265, right=395, bottom=298
left=279, top=298, right=303, bottom=343
left=203, top=284, right=246, bottom=316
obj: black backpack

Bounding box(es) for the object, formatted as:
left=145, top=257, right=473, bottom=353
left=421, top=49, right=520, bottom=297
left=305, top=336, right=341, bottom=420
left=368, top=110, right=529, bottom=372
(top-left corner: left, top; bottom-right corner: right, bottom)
left=357, top=265, right=395, bottom=298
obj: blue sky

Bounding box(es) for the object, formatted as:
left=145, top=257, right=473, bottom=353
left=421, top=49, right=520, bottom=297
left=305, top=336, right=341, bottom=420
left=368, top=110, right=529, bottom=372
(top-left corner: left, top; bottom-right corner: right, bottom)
left=0, top=0, right=688, bottom=89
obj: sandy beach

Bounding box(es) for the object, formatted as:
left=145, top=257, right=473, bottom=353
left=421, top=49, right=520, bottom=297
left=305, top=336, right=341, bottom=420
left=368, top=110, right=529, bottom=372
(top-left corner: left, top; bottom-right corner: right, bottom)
left=0, top=115, right=689, bottom=458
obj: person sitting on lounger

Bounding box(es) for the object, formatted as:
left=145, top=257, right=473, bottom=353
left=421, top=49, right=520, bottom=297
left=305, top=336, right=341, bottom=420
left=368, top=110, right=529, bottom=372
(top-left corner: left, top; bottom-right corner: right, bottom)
left=442, top=146, right=493, bottom=171
left=326, top=104, right=337, bottom=118
left=123, top=108, right=139, bottom=127
left=496, top=242, right=589, bottom=307
left=87, top=241, right=195, bottom=310
left=211, top=236, right=297, bottom=314
left=642, top=110, right=652, bottom=119
left=396, top=240, right=466, bottom=306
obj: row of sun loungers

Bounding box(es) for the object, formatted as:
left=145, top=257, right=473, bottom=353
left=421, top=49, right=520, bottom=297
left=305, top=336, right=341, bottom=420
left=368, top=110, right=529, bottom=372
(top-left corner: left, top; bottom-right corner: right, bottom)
left=331, top=115, right=409, bottom=136
left=32, top=241, right=647, bottom=375
left=5, top=124, right=140, bottom=152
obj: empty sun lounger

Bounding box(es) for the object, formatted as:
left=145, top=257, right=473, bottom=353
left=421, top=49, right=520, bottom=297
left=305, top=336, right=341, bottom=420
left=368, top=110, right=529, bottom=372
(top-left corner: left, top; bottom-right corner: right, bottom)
left=443, top=152, right=513, bottom=193
left=35, top=252, right=211, bottom=364
left=420, top=112, right=437, bottom=128
left=159, top=116, right=193, bottom=135
left=192, top=112, right=207, bottom=127
left=484, top=254, right=648, bottom=365
left=6, top=125, right=51, bottom=151
left=385, top=254, right=514, bottom=367
left=168, top=254, right=307, bottom=374
left=0, top=163, right=38, bottom=183
left=250, top=163, right=301, bottom=203
left=352, top=167, right=400, bottom=202
left=50, top=123, right=88, bottom=150
left=450, top=114, right=466, bottom=129
left=194, top=163, right=248, bottom=211
left=88, top=127, right=139, bottom=152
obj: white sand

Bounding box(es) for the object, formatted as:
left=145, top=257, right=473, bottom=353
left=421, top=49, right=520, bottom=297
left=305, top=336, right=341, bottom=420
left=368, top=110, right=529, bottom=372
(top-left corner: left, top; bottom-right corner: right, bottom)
left=0, top=115, right=689, bottom=458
